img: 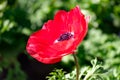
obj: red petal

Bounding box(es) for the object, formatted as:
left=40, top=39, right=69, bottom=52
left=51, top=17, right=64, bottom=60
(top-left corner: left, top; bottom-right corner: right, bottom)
left=31, top=53, right=62, bottom=64
left=26, top=6, right=88, bottom=64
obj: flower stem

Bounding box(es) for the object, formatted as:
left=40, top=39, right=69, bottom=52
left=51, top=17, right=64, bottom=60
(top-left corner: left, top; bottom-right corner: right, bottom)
left=73, top=53, right=80, bottom=80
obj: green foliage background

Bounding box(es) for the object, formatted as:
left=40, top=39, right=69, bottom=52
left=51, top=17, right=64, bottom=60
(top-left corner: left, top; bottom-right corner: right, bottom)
left=0, top=0, right=120, bottom=80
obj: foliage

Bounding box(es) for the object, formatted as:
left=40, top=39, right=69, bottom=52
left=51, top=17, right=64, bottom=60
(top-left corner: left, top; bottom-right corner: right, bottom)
left=46, top=69, right=66, bottom=80
left=0, top=0, right=120, bottom=80
left=47, top=58, right=120, bottom=80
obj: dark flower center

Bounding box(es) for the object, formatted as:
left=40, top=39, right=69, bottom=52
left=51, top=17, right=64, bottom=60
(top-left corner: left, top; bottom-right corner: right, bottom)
left=57, top=32, right=73, bottom=41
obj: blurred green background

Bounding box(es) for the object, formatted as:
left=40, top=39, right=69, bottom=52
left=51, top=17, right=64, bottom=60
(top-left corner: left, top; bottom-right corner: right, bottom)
left=0, top=0, right=120, bottom=80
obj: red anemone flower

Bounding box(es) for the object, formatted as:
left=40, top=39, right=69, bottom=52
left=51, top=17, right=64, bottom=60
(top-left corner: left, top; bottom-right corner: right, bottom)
left=26, top=6, right=88, bottom=64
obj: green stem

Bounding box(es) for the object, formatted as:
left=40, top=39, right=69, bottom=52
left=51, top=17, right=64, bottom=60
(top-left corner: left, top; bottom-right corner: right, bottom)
left=73, top=53, right=80, bottom=80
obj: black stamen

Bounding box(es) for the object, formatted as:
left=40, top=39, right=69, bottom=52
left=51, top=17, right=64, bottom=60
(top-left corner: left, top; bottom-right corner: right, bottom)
left=57, top=32, right=73, bottom=41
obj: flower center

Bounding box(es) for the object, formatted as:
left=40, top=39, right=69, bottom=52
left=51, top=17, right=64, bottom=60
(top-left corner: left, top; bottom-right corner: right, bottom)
left=57, top=32, right=73, bottom=41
